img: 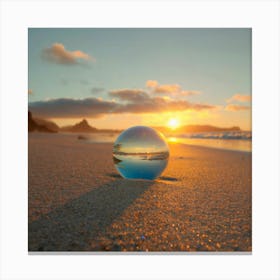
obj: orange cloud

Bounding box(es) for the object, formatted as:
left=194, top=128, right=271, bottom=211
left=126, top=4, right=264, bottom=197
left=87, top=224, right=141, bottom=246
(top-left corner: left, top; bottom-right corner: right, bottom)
left=225, top=104, right=250, bottom=111
left=154, top=84, right=181, bottom=94
left=146, top=80, right=200, bottom=96
left=146, top=80, right=158, bottom=88
left=227, top=94, right=251, bottom=103
left=42, top=43, right=94, bottom=65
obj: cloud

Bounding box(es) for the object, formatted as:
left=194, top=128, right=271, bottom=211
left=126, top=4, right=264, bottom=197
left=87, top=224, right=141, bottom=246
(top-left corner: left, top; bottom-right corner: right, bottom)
left=154, top=84, right=181, bottom=94
left=225, top=104, right=251, bottom=111
left=227, top=94, right=251, bottom=103
left=91, top=87, right=105, bottom=94
left=29, top=95, right=216, bottom=118
left=28, top=89, right=33, bottom=95
left=42, top=43, right=94, bottom=65
left=146, top=80, right=158, bottom=88
left=180, top=90, right=201, bottom=96
left=116, top=96, right=215, bottom=114
left=146, top=80, right=200, bottom=96
left=109, top=89, right=150, bottom=102
left=29, top=98, right=116, bottom=118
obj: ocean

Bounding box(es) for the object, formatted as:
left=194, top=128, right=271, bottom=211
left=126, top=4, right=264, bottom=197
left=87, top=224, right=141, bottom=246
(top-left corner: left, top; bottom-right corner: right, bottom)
left=78, top=130, right=252, bottom=153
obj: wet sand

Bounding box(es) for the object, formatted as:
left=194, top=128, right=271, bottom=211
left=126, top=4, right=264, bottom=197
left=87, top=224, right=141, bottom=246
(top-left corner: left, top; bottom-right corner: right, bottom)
left=28, top=133, right=252, bottom=252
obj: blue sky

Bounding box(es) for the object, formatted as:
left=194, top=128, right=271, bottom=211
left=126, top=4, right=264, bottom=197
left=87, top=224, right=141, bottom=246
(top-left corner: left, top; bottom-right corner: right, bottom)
left=28, top=28, right=251, bottom=129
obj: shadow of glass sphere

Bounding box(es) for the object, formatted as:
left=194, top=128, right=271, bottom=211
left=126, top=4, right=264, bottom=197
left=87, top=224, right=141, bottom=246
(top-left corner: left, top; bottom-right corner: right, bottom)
left=113, top=126, right=169, bottom=180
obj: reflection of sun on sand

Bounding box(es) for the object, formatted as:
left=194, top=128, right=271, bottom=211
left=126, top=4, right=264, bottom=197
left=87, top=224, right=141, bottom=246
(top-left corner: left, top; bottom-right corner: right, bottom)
left=168, top=137, right=178, bottom=143
left=28, top=133, right=251, bottom=252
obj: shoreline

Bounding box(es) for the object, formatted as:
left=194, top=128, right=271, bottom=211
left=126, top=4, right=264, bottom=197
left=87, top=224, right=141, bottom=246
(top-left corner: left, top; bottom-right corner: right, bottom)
left=29, top=131, right=252, bottom=153
left=170, top=142, right=252, bottom=154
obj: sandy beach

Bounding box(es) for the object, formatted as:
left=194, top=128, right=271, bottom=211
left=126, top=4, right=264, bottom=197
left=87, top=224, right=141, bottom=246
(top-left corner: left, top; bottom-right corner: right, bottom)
left=28, top=133, right=252, bottom=252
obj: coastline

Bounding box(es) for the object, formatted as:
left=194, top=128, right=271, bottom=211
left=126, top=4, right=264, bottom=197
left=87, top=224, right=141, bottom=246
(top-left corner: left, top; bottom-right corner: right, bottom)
left=32, top=131, right=252, bottom=153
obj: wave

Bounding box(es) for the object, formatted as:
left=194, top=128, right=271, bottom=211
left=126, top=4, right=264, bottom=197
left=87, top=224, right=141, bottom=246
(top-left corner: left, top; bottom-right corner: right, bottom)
left=169, top=131, right=252, bottom=140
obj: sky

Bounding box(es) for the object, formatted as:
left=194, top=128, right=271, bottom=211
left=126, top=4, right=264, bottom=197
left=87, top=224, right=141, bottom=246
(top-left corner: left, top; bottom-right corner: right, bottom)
left=28, top=28, right=251, bottom=130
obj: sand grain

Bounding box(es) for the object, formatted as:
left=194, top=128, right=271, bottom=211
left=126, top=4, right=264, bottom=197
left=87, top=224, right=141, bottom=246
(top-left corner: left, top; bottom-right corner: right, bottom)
left=29, top=133, right=251, bottom=252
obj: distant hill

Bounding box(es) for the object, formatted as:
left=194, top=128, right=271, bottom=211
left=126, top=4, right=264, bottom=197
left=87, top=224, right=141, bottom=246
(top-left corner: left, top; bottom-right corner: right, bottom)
left=28, top=112, right=241, bottom=134
left=28, top=111, right=57, bottom=133
left=181, top=125, right=240, bottom=133
left=155, top=125, right=241, bottom=134
left=34, top=117, right=60, bottom=132
left=61, top=119, right=98, bottom=133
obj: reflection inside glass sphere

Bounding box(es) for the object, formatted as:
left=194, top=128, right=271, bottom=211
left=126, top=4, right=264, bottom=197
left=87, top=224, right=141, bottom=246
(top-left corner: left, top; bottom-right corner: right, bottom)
left=113, top=126, right=169, bottom=180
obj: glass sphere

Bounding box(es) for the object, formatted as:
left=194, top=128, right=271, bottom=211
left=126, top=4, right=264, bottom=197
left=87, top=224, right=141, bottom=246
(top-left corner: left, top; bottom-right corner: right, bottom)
left=113, top=126, right=169, bottom=180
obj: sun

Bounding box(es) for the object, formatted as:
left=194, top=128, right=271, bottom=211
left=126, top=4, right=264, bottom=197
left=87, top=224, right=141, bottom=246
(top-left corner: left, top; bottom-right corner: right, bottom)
left=167, top=118, right=180, bottom=130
